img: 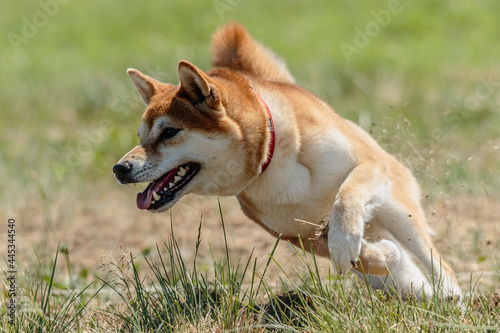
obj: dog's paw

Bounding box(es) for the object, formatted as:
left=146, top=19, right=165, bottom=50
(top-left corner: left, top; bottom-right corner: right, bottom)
left=439, top=277, right=463, bottom=301
left=359, top=239, right=401, bottom=275
left=328, top=226, right=361, bottom=275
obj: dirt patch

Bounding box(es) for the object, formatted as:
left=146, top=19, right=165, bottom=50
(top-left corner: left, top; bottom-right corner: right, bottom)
left=2, top=182, right=499, bottom=291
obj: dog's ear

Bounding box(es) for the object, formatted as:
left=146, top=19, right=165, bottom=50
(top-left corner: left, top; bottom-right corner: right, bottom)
left=177, top=60, right=222, bottom=112
left=127, top=69, right=173, bottom=105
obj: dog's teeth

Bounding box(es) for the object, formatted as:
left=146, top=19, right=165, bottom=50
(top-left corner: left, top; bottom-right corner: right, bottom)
left=178, top=167, right=187, bottom=176
left=169, top=182, right=174, bottom=189
left=151, top=200, right=156, bottom=204
left=163, top=187, right=167, bottom=192
left=174, top=176, right=181, bottom=182
left=152, top=191, right=160, bottom=201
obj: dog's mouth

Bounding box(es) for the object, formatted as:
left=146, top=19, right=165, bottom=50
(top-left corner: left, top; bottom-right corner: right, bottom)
left=136, top=162, right=201, bottom=211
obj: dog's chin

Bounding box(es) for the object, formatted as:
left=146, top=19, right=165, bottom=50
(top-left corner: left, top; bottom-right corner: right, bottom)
left=136, top=162, right=201, bottom=212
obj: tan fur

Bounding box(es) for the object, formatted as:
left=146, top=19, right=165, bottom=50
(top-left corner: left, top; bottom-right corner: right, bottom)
left=114, top=23, right=461, bottom=298
left=211, top=23, right=295, bottom=83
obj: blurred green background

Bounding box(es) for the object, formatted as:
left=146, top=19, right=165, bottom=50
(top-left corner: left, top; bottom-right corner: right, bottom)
left=1, top=0, right=499, bottom=271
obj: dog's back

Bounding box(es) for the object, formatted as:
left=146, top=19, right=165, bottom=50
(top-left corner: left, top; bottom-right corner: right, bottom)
left=211, top=23, right=295, bottom=83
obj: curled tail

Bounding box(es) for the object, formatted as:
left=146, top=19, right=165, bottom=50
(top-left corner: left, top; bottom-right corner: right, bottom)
left=211, top=22, right=295, bottom=83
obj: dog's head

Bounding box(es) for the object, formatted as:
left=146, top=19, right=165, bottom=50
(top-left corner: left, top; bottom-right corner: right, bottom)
left=113, top=61, right=269, bottom=213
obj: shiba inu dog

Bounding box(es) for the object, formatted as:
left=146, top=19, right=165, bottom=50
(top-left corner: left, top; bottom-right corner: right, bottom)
left=113, top=23, right=461, bottom=298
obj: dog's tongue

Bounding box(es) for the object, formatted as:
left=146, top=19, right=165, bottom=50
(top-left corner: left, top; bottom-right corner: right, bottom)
left=136, top=183, right=154, bottom=210
left=136, top=168, right=178, bottom=210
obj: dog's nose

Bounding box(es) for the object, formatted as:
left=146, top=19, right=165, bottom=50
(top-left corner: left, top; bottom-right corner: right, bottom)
left=113, top=162, right=132, bottom=183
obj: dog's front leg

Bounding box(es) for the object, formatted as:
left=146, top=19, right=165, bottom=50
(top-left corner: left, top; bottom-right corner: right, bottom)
left=328, top=164, right=391, bottom=275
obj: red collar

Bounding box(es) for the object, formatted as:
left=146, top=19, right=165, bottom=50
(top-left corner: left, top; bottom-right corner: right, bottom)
left=250, top=87, right=275, bottom=174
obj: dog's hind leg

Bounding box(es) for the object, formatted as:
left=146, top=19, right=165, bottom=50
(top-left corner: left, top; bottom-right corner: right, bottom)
left=377, top=198, right=462, bottom=298
left=356, top=244, right=434, bottom=299
left=354, top=222, right=431, bottom=298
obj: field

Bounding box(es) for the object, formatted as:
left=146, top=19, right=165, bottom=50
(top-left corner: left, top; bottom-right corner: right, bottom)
left=1, top=0, right=500, bottom=331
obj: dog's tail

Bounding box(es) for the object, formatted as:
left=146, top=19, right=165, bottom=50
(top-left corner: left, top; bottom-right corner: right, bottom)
left=211, top=22, right=295, bottom=83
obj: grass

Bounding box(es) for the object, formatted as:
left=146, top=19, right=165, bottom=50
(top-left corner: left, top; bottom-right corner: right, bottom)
left=0, top=244, right=101, bottom=332
left=3, top=204, right=499, bottom=332
left=1, top=0, right=500, bottom=331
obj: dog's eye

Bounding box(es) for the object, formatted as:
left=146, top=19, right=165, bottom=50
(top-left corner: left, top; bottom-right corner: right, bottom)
left=159, top=127, right=181, bottom=141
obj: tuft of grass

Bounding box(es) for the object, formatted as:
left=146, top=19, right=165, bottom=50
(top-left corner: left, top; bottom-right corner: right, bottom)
left=99, top=201, right=284, bottom=331
left=1, top=244, right=101, bottom=332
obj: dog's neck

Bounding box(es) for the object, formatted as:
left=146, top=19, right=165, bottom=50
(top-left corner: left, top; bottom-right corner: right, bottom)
left=250, top=86, right=275, bottom=174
